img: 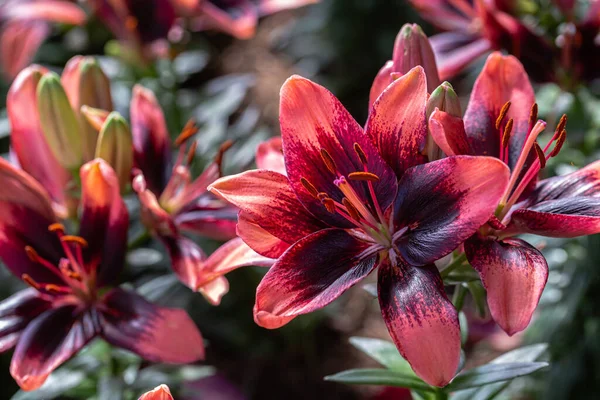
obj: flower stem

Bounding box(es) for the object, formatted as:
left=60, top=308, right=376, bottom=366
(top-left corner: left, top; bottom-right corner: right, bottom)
left=440, top=253, right=468, bottom=279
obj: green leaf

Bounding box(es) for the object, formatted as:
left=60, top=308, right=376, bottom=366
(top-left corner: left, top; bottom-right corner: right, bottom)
left=324, top=369, right=433, bottom=392
left=349, top=337, right=415, bottom=375
left=11, top=370, right=86, bottom=400
left=467, top=281, right=487, bottom=318
left=451, top=344, right=547, bottom=400
left=446, top=362, right=548, bottom=391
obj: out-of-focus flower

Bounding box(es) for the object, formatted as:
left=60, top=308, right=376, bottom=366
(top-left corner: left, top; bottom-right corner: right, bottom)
left=139, top=384, right=174, bottom=400
left=86, top=0, right=318, bottom=61
left=0, top=0, right=86, bottom=79
left=210, top=68, right=510, bottom=386
left=8, top=56, right=130, bottom=217
left=408, top=0, right=555, bottom=82
left=0, top=158, right=204, bottom=391
left=429, top=52, right=600, bottom=335
left=122, top=85, right=272, bottom=304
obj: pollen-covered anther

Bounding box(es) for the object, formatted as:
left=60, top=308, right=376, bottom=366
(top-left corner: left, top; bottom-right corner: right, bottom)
left=321, top=197, right=336, bottom=213
left=533, top=142, right=546, bottom=169
left=22, top=274, right=40, bottom=290
left=320, top=149, right=337, bottom=174
left=353, top=143, right=368, bottom=165
left=495, top=101, right=511, bottom=130
left=186, top=141, right=198, bottom=165
left=215, top=139, right=234, bottom=171
left=61, top=235, right=89, bottom=248
left=24, top=246, right=39, bottom=262
left=43, top=284, right=68, bottom=294
left=487, top=215, right=506, bottom=230
left=501, top=119, right=514, bottom=148
left=300, top=177, right=319, bottom=198
left=550, top=129, right=567, bottom=157
left=317, top=192, right=330, bottom=201
left=48, top=223, right=65, bottom=233
left=528, top=103, right=538, bottom=126
left=555, top=114, right=568, bottom=137
left=348, top=172, right=380, bottom=182
left=342, top=198, right=361, bottom=221
left=174, top=119, right=199, bottom=146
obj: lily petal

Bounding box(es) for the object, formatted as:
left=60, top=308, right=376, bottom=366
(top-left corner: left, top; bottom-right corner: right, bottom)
left=256, top=137, right=286, bottom=175
left=428, top=109, right=472, bottom=156
left=198, top=276, right=230, bottom=306
left=10, top=305, right=98, bottom=391
left=465, top=236, right=548, bottom=335
left=254, top=229, right=377, bottom=329
left=279, top=75, right=397, bottom=227
left=100, top=288, right=205, bottom=363
left=131, top=85, right=172, bottom=195
left=0, top=289, right=52, bottom=352
left=430, top=33, right=492, bottom=81
left=393, top=156, right=510, bottom=265
left=237, top=211, right=290, bottom=258
left=368, top=60, right=393, bottom=111
left=174, top=204, right=238, bottom=241
left=0, top=21, right=48, bottom=79
left=209, top=169, right=327, bottom=248
left=193, top=1, right=257, bottom=39
left=4, top=1, right=86, bottom=25
left=365, top=66, right=428, bottom=177
left=160, top=235, right=206, bottom=291
left=463, top=52, right=535, bottom=169
left=79, top=159, right=128, bottom=286
left=8, top=66, right=71, bottom=211
left=378, top=260, right=460, bottom=387
left=139, top=384, right=174, bottom=400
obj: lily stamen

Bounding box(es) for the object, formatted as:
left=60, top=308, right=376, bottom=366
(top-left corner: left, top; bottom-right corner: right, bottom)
left=300, top=177, right=319, bottom=198
left=320, top=148, right=337, bottom=174
left=348, top=172, right=380, bottom=181
left=353, top=143, right=368, bottom=165
left=495, top=101, right=511, bottom=130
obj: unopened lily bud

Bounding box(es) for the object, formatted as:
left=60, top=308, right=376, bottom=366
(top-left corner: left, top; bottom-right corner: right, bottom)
left=37, top=72, right=83, bottom=169
left=426, top=81, right=462, bottom=119
left=393, top=23, right=441, bottom=92
left=62, top=56, right=113, bottom=161
left=81, top=105, right=110, bottom=132
left=95, top=112, right=133, bottom=192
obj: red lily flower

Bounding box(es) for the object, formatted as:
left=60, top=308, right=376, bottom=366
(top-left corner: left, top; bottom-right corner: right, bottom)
left=128, top=85, right=272, bottom=304
left=408, top=0, right=555, bottom=82
left=429, top=52, right=600, bottom=335
left=209, top=67, right=510, bottom=386
left=0, top=0, right=85, bottom=79
left=86, top=0, right=318, bottom=61
left=139, top=384, right=174, bottom=400
left=0, top=158, right=204, bottom=391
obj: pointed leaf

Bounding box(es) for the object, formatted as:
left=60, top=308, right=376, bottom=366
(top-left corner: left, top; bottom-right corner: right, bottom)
left=324, top=369, right=433, bottom=392
left=446, top=362, right=548, bottom=391
left=349, top=337, right=415, bottom=374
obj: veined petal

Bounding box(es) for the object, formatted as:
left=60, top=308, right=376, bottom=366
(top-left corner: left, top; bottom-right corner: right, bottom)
left=198, top=276, right=230, bottom=306
left=132, top=171, right=177, bottom=237
left=428, top=109, right=472, bottom=156
left=10, top=305, right=98, bottom=391
left=131, top=85, right=172, bottom=195
left=465, top=236, right=548, bottom=335
left=0, top=21, right=48, bottom=79
left=237, top=211, right=290, bottom=258
left=430, top=33, right=491, bottom=81
left=159, top=235, right=206, bottom=291
left=254, top=229, right=377, bottom=329
left=0, top=289, right=53, bottom=353
left=378, top=260, right=460, bottom=387
left=100, top=288, right=205, bottom=363
left=174, top=203, right=238, bottom=241
left=279, top=75, right=397, bottom=227
left=209, top=170, right=327, bottom=246
left=8, top=66, right=71, bottom=211
left=463, top=52, right=535, bottom=169
left=256, top=137, right=286, bottom=175
left=368, top=60, right=393, bottom=111
left=393, top=156, right=510, bottom=265
left=79, top=159, right=128, bottom=286
left=365, top=66, right=428, bottom=177
left=139, top=384, right=174, bottom=400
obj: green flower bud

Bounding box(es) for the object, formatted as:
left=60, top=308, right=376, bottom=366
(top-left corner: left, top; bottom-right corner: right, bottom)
left=95, top=112, right=133, bottom=192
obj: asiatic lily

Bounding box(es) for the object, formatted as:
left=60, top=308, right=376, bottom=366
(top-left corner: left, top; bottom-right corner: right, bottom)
left=0, top=0, right=86, bottom=79
left=0, top=157, right=204, bottom=391
left=209, top=67, right=510, bottom=386
left=86, top=0, right=318, bottom=62
left=7, top=56, right=123, bottom=217
left=408, top=0, right=555, bottom=82
left=139, top=384, right=174, bottom=400
left=428, top=52, right=600, bottom=335
left=124, top=85, right=272, bottom=304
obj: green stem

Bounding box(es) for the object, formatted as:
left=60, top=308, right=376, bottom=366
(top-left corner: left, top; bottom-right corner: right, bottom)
left=452, top=284, right=467, bottom=312
left=128, top=230, right=151, bottom=249
left=440, top=253, right=467, bottom=279
left=434, top=388, right=449, bottom=400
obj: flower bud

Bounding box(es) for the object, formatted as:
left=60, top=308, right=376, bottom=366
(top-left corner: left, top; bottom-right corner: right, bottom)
left=392, top=23, right=441, bottom=92
left=426, top=81, right=462, bottom=119
left=95, top=112, right=133, bottom=192
left=81, top=105, right=110, bottom=132
left=62, top=56, right=113, bottom=162
left=37, top=72, right=83, bottom=169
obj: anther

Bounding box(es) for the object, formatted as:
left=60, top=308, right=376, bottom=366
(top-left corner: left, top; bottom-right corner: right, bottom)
left=348, top=172, right=380, bottom=182
left=174, top=119, right=199, bottom=146
left=25, top=246, right=39, bottom=262
left=317, top=192, right=329, bottom=201
left=487, top=215, right=506, bottom=230
left=550, top=129, right=567, bottom=157
left=342, top=198, right=361, bottom=221
left=322, top=198, right=336, bottom=213
left=528, top=103, right=538, bottom=127
left=353, top=143, right=368, bottom=165
left=48, top=223, right=65, bottom=233
left=501, top=119, right=514, bottom=148
left=186, top=141, right=197, bottom=165
left=215, top=139, right=234, bottom=172
left=61, top=235, right=89, bottom=248
left=44, top=284, right=66, bottom=294
left=534, top=142, right=546, bottom=169
left=320, top=149, right=337, bottom=174
left=300, top=177, right=319, bottom=198
left=495, top=101, right=511, bottom=130
left=555, top=114, right=568, bottom=136
left=22, top=274, right=40, bottom=290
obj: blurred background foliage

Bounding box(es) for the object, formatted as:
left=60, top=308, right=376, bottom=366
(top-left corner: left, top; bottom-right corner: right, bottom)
left=0, top=0, right=599, bottom=399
